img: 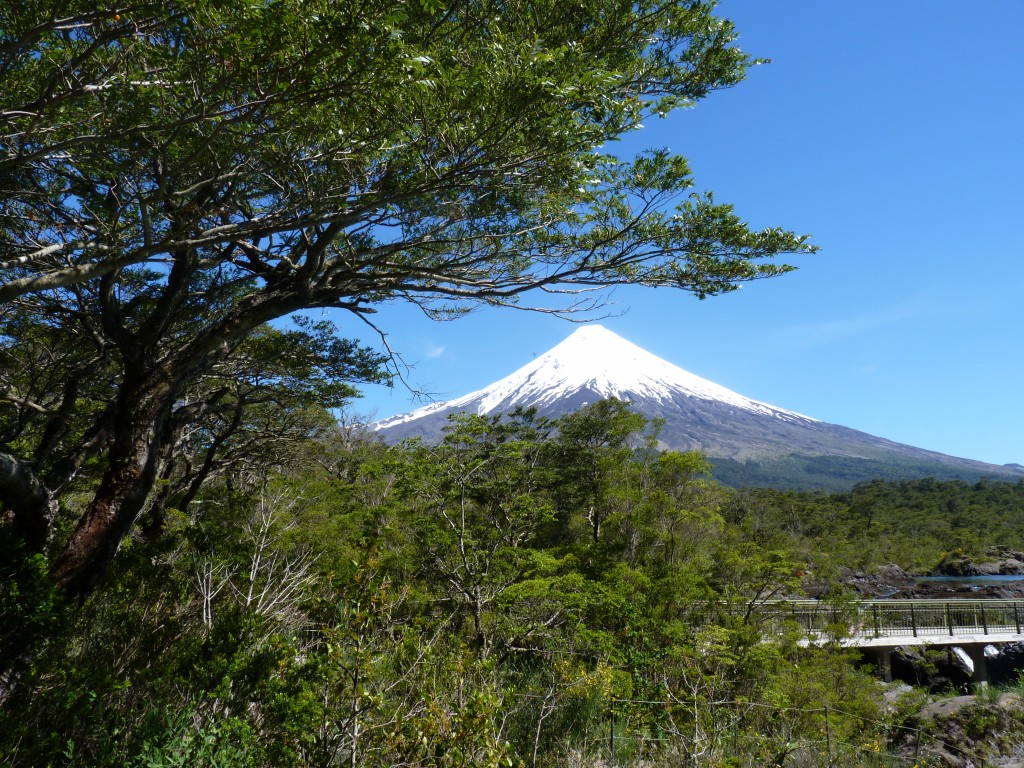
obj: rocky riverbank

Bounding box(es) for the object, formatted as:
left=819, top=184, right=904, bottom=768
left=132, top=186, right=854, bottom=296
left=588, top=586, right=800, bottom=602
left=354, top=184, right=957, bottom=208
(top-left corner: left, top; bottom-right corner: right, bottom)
left=804, top=554, right=1024, bottom=600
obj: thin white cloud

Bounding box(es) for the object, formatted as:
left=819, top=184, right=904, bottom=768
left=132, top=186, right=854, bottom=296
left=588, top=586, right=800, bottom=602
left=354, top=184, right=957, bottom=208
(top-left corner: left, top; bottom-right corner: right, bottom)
left=425, top=343, right=446, bottom=359
left=775, top=298, right=927, bottom=352
left=786, top=276, right=1024, bottom=353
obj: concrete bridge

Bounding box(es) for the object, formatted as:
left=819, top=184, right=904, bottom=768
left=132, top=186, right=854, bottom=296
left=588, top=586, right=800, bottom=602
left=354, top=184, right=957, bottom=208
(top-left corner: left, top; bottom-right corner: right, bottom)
left=757, top=599, right=1024, bottom=686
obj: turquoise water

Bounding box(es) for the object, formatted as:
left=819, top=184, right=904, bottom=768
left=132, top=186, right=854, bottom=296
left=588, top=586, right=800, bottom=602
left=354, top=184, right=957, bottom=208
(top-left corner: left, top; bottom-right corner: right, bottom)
left=916, top=575, right=1024, bottom=584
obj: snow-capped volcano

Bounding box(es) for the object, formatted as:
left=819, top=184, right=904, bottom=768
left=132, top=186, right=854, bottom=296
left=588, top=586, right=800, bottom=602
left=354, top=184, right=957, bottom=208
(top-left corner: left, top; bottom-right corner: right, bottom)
left=372, top=325, right=1024, bottom=489
left=375, top=324, right=814, bottom=431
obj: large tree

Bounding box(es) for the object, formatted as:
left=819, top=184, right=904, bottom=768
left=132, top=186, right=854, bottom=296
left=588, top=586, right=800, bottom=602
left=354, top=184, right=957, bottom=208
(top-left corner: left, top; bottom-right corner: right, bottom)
left=1, top=0, right=813, bottom=596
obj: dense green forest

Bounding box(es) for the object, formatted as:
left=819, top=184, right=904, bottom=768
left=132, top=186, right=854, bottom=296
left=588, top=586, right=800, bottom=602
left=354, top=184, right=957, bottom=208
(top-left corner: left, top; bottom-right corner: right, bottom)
left=4, top=398, right=1024, bottom=766
left=725, top=476, right=1024, bottom=575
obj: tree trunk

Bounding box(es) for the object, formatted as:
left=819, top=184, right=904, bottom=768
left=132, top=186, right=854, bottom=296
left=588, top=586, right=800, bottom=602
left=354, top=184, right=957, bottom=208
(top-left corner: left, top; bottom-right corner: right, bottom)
left=0, top=451, right=54, bottom=552
left=44, top=292, right=329, bottom=597
left=48, top=373, right=176, bottom=597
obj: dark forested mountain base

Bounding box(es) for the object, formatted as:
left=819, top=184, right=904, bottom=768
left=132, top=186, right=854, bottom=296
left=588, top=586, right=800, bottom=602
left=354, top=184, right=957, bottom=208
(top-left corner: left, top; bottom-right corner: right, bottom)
left=712, top=453, right=1024, bottom=492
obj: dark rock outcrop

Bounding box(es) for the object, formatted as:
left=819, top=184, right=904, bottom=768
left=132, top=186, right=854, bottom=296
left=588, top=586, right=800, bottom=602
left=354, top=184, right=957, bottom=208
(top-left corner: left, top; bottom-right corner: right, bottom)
left=897, top=693, right=1024, bottom=767
left=825, top=564, right=916, bottom=598
left=935, top=549, right=1024, bottom=577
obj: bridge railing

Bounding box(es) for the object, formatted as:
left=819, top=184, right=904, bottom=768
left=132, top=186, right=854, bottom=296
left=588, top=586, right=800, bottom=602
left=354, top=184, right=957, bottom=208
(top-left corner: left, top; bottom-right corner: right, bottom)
left=751, top=599, right=1024, bottom=641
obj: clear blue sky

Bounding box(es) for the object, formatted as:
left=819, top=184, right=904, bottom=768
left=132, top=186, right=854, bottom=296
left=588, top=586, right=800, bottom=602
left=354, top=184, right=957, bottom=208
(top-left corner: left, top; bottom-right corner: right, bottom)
left=332, top=1, right=1024, bottom=467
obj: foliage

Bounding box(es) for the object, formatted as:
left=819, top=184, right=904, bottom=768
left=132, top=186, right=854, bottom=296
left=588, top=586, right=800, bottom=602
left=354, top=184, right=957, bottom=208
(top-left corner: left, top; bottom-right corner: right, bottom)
left=723, top=478, right=1024, bottom=572
left=5, top=398, right=1008, bottom=766
left=0, top=527, right=60, bottom=671
left=0, top=0, right=813, bottom=600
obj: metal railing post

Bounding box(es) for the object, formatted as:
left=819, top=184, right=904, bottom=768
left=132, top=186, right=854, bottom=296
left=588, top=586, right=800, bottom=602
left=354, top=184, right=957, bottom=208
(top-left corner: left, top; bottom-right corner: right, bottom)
left=981, top=603, right=988, bottom=635
left=946, top=604, right=954, bottom=636
left=910, top=604, right=918, bottom=638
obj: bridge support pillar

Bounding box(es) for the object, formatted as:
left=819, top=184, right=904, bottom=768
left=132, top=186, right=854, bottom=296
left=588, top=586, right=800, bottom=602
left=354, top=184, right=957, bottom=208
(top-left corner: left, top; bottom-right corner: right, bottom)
left=964, top=644, right=989, bottom=689
left=867, top=649, right=892, bottom=683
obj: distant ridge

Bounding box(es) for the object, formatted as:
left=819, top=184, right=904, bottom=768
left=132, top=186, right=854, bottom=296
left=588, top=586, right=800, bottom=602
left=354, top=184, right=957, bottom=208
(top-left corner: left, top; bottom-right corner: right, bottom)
left=372, top=325, right=1024, bottom=490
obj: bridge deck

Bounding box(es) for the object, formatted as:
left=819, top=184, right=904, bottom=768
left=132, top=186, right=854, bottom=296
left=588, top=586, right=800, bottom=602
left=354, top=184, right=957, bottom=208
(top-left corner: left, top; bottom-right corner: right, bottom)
left=756, top=599, right=1024, bottom=648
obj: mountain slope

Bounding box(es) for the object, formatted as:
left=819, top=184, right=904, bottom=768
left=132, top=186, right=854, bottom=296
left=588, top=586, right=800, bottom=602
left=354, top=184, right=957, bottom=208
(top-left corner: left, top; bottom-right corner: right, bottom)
left=372, top=325, right=1023, bottom=489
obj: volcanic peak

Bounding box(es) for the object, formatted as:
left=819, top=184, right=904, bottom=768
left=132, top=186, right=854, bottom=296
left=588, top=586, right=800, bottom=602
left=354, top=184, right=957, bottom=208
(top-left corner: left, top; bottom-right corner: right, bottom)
left=373, top=324, right=815, bottom=430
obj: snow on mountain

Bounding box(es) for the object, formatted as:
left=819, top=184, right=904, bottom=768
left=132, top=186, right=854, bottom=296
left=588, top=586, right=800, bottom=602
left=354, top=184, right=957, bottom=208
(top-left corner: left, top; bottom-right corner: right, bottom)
left=373, top=324, right=815, bottom=431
